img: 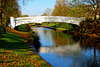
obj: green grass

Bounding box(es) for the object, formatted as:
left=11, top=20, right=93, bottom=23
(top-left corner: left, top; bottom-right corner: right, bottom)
left=56, top=28, right=68, bottom=30
left=0, top=33, right=27, bottom=50
left=0, top=27, right=52, bottom=67
left=42, top=22, right=74, bottom=30
left=18, top=24, right=27, bottom=31
left=49, top=24, right=56, bottom=27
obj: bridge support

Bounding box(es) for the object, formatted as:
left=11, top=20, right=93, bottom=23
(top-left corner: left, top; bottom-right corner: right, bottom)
left=10, top=17, right=16, bottom=29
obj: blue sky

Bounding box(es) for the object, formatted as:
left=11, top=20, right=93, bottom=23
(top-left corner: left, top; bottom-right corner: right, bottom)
left=19, top=0, right=56, bottom=16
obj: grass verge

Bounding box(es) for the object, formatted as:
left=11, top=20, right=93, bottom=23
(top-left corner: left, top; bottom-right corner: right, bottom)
left=41, top=22, right=79, bottom=31
left=0, top=27, right=52, bottom=67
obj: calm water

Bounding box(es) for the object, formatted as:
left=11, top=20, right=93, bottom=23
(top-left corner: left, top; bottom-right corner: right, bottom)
left=32, top=27, right=100, bottom=67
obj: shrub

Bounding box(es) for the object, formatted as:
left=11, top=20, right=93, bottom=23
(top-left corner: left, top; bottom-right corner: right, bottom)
left=79, top=18, right=100, bottom=34
left=57, top=23, right=73, bottom=29
left=18, top=24, right=31, bottom=32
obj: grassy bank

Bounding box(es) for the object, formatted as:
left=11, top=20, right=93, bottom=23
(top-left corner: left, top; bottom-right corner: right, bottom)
left=0, top=26, right=52, bottom=66
left=34, top=22, right=100, bottom=38
left=41, top=22, right=78, bottom=31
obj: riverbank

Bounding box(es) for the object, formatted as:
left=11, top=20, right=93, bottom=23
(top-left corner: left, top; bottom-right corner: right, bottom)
left=30, top=27, right=100, bottom=67
left=0, top=27, right=52, bottom=66
left=33, top=22, right=100, bottom=39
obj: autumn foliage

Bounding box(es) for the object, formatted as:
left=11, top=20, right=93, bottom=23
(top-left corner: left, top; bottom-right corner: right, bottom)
left=52, top=0, right=92, bottom=17
left=0, top=0, right=21, bottom=34
left=52, top=0, right=69, bottom=16
left=0, top=27, right=52, bottom=66
left=80, top=18, right=100, bottom=34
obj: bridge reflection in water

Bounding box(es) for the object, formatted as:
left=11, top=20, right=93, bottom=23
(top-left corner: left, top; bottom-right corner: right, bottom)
left=32, top=27, right=100, bottom=67
left=39, top=42, right=80, bottom=54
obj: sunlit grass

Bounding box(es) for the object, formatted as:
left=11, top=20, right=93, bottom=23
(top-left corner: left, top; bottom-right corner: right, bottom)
left=49, top=24, right=57, bottom=27
left=56, top=28, right=68, bottom=30
left=0, top=27, right=52, bottom=66
left=42, top=22, right=74, bottom=30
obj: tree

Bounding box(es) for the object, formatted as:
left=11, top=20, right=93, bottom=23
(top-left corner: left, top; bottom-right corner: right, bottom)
left=44, top=8, right=52, bottom=16
left=22, top=15, right=29, bottom=17
left=0, top=0, right=21, bottom=34
left=52, top=2, right=62, bottom=16
left=42, top=13, right=47, bottom=16
left=52, top=0, right=69, bottom=16
left=68, top=2, right=93, bottom=17
left=72, top=0, right=100, bottom=20
left=52, top=0, right=99, bottom=18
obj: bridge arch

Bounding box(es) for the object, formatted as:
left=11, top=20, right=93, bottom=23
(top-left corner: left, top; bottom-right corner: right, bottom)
left=9, top=16, right=85, bottom=29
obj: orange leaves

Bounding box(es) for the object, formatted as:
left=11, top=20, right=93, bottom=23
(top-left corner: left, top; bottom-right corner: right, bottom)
left=80, top=19, right=100, bottom=34
left=0, top=27, right=52, bottom=66
left=3, top=56, right=6, bottom=59
left=0, top=52, right=50, bottom=66
left=23, top=57, right=27, bottom=59
left=52, top=0, right=69, bottom=16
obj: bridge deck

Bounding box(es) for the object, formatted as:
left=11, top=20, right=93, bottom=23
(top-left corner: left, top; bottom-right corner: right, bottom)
left=10, top=16, right=85, bottom=28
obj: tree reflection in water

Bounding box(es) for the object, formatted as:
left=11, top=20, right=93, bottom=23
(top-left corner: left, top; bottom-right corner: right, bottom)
left=32, top=27, right=100, bottom=67
left=80, top=38, right=100, bottom=67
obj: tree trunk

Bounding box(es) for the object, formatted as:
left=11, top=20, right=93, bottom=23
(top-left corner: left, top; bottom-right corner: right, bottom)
left=0, top=0, right=7, bottom=34
left=94, top=12, right=96, bottom=20
left=0, top=4, right=3, bottom=27
left=99, top=7, right=100, bottom=20
left=0, top=11, right=2, bottom=26
left=0, top=0, right=3, bottom=34
left=3, top=21, right=7, bottom=34
left=99, top=13, right=100, bottom=20
left=96, top=1, right=100, bottom=20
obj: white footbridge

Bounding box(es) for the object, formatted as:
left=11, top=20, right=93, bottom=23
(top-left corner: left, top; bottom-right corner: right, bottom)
left=10, top=16, right=85, bottom=28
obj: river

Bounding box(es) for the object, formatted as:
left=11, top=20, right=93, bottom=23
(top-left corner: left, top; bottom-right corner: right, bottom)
left=32, top=27, right=100, bottom=67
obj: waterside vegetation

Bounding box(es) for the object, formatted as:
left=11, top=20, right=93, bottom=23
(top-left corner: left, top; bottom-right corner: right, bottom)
left=0, top=24, right=52, bottom=66
left=40, top=0, right=100, bottom=38
left=32, top=20, right=100, bottom=39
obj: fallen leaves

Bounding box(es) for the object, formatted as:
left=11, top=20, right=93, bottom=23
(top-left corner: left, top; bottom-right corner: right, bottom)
left=0, top=27, right=52, bottom=67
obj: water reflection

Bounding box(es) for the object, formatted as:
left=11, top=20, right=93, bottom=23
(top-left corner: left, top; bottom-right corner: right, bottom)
left=32, top=27, right=100, bottom=67
left=79, top=38, right=100, bottom=67
left=31, top=31, right=41, bottom=52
